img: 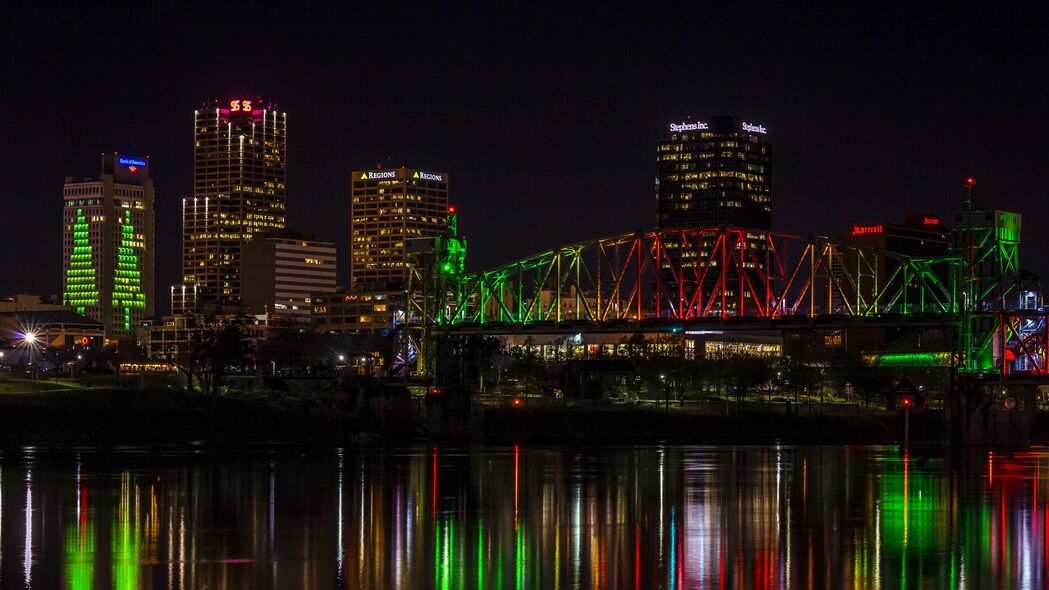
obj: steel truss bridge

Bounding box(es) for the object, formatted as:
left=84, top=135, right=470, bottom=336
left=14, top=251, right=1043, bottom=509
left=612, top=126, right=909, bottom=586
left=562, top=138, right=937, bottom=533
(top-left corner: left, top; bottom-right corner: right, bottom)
left=410, top=225, right=1046, bottom=377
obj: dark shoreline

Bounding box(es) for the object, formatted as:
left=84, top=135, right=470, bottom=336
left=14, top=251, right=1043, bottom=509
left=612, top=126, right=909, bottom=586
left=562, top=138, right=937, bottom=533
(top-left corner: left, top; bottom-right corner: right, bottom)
left=0, top=387, right=1040, bottom=447
left=481, top=407, right=909, bottom=445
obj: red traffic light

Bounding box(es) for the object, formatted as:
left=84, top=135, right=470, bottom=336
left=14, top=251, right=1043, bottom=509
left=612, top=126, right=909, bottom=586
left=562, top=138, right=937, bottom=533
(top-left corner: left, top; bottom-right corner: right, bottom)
left=900, top=395, right=913, bottom=408
left=512, top=397, right=523, bottom=407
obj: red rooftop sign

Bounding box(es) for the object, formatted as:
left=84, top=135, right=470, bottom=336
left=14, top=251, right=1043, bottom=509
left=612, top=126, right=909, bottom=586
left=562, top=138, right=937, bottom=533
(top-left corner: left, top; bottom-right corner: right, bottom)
left=851, top=224, right=884, bottom=236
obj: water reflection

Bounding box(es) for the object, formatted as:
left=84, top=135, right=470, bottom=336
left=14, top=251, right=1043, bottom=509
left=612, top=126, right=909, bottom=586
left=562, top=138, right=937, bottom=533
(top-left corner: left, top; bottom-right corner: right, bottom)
left=0, top=445, right=1047, bottom=588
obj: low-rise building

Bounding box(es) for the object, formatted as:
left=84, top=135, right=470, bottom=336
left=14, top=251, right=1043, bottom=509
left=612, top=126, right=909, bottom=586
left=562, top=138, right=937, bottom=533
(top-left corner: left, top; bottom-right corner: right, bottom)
left=0, top=309, right=104, bottom=349
left=0, top=294, right=68, bottom=313
left=141, top=313, right=270, bottom=360
left=311, top=290, right=406, bottom=335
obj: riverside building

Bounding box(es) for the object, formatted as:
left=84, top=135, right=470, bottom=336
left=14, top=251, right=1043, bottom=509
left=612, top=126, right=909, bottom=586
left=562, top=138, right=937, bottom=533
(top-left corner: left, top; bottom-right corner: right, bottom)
left=62, top=153, right=155, bottom=339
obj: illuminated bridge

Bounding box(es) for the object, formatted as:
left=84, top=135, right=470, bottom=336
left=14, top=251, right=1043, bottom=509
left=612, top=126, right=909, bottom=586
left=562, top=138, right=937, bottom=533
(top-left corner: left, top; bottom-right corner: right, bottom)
left=409, top=218, right=1045, bottom=377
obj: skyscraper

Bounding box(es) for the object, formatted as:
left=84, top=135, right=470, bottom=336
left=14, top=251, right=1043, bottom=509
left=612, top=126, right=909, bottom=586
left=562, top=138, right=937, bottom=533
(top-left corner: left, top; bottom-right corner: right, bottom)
left=179, top=97, right=287, bottom=306
left=655, top=116, right=772, bottom=317
left=63, top=153, right=155, bottom=339
left=656, top=115, right=771, bottom=229
left=350, top=167, right=449, bottom=290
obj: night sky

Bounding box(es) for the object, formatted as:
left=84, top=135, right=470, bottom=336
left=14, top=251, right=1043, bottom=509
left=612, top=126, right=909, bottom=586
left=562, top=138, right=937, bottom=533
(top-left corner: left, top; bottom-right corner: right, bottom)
left=2, top=3, right=1046, bottom=313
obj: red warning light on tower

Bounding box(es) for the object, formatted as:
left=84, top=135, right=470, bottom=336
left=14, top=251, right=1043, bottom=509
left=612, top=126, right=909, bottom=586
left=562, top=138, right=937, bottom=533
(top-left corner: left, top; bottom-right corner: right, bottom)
left=965, top=177, right=976, bottom=185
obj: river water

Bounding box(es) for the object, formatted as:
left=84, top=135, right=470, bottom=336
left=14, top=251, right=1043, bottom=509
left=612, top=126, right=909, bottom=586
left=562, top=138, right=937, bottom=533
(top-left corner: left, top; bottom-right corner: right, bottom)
left=0, top=444, right=1044, bottom=589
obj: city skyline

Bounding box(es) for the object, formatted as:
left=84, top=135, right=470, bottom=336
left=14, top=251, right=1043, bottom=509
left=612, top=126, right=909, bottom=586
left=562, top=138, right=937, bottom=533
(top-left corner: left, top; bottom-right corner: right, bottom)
left=1, top=6, right=1047, bottom=587
left=2, top=4, right=1047, bottom=312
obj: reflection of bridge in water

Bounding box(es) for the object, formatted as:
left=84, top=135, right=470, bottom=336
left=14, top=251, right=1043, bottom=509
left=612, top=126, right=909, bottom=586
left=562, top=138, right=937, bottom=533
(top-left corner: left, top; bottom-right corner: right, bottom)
left=412, top=220, right=1045, bottom=377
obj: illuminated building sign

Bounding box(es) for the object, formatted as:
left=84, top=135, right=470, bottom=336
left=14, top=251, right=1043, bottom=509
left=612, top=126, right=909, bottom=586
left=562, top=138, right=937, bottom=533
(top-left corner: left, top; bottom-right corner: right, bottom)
left=851, top=224, right=884, bottom=236
left=414, top=171, right=444, bottom=182
left=228, top=99, right=254, bottom=112
left=118, top=156, right=147, bottom=173
left=742, top=121, right=767, bottom=134
left=669, top=121, right=708, bottom=132
left=923, top=216, right=940, bottom=226
left=360, top=170, right=397, bottom=180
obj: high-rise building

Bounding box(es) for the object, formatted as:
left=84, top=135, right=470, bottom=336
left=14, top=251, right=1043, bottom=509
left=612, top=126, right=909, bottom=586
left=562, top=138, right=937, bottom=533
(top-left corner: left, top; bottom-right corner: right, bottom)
left=350, top=167, right=449, bottom=290
left=656, top=115, right=771, bottom=229
left=240, top=228, right=337, bottom=322
left=653, top=116, right=772, bottom=317
left=179, top=97, right=287, bottom=307
left=62, top=153, right=155, bottom=339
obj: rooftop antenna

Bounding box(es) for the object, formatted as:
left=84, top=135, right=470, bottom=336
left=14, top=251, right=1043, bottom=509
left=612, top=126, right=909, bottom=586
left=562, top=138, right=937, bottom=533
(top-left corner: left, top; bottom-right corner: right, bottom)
left=963, top=176, right=977, bottom=211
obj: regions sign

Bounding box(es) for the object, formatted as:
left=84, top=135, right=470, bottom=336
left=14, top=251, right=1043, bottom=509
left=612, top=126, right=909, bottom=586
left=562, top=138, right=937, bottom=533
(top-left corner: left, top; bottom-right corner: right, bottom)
left=413, top=171, right=444, bottom=182
left=359, top=170, right=398, bottom=180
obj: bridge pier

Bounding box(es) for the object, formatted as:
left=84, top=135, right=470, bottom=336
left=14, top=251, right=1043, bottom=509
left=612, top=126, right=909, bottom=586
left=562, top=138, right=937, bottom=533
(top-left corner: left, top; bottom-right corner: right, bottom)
left=949, top=381, right=1038, bottom=446
left=425, top=385, right=473, bottom=439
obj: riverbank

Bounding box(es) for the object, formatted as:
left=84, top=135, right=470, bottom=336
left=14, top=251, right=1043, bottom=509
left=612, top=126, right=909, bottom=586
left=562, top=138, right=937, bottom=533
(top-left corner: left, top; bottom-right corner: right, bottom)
left=0, top=385, right=1040, bottom=446
left=480, top=405, right=929, bottom=445
left=0, top=386, right=376, bottom=444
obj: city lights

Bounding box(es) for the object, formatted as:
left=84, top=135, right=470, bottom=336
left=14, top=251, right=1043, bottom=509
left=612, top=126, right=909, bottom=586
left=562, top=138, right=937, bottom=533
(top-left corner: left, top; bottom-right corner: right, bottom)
left=0, top=7, right=1045, bottom=590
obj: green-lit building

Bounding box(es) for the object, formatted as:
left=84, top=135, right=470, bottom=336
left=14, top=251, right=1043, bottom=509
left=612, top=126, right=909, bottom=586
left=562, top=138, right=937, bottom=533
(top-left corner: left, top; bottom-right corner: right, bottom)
left=62, top=153, right=155, bottom=340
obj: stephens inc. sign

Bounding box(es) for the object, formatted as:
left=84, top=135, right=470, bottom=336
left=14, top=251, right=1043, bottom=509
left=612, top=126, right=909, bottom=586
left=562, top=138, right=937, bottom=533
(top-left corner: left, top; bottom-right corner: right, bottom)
left=742, top=121, right=767, bottom=134
left=669, top=121, right=709, bottom=132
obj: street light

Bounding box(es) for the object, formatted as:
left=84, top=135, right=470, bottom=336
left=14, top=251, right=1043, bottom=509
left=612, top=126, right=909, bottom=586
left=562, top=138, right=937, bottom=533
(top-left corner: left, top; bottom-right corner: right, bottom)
left=660, top=374, right=669, bottom=413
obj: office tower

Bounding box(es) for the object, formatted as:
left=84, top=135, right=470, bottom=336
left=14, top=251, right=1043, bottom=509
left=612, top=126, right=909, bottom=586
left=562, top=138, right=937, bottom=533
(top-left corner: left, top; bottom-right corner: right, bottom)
left=180, top=97, right=286, bottom=306
left=654, top=116, right=772, bottom=317
left=62, top=153, right=155, bottom=339
left=240, top=228, right=337, bottom=322
left=656, top=115, right=771, bottom=229
left=350, top=166, right=449, bottom=290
